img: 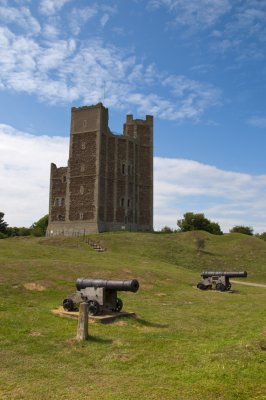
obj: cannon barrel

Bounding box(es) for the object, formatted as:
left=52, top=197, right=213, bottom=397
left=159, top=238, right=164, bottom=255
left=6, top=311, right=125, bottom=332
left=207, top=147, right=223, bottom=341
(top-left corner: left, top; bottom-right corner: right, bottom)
left=201, top=271, right=247, bottom=279
left=76, top=278, right=139, bottom=293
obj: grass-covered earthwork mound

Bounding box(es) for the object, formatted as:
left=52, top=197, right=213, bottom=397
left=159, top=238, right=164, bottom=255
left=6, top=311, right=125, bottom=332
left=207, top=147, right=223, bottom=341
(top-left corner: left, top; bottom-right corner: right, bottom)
left=0, top=232, right=265, bottom=399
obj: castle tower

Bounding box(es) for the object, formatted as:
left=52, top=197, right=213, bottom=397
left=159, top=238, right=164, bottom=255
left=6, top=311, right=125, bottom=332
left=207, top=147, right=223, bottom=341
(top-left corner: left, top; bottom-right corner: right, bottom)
left=47, top=103, right=153, bottom=236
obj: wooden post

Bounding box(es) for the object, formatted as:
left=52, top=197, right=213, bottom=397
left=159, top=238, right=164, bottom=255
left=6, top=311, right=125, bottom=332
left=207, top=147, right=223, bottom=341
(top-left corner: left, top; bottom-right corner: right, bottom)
left=76, top=302, right=89, bottom=341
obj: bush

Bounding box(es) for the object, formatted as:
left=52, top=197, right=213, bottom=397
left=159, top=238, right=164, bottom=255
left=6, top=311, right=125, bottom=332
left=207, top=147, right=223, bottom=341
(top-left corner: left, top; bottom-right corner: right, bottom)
left=256, top=232, right=266, bottom=241
left=0, top=232, right=7, bottom=239
left=160, top=226, right=174, bottom=233
left=177, top=212, right=223, bottom=235
left=31, top=215, right=49, bottom=237
left=230, top=226, right=253, bottom=235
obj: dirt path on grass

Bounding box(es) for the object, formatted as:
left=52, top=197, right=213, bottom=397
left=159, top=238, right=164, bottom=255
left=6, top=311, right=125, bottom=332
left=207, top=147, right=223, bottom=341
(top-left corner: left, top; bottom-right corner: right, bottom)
left=231, top=280, right=266, bottom=288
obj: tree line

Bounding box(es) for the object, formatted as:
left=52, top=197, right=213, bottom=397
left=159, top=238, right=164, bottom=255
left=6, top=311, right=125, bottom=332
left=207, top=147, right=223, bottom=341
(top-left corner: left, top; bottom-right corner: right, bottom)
left=0, top=212, right=48, bottom=239
left=1, top=210, right=266, bottom=241
left=160, top=212, right=266, bottom=240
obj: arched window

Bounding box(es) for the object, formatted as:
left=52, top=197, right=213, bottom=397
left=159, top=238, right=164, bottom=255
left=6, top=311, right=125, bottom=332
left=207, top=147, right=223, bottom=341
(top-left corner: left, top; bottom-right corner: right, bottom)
left=120, top=197, right=125, bottom=207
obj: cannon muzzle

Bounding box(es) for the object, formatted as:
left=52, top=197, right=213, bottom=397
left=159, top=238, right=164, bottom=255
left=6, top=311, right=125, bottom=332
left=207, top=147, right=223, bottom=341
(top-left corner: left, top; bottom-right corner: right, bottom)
left=201, top=271, right=247, bottom=279
left=76, top=278, right=139, bottom=293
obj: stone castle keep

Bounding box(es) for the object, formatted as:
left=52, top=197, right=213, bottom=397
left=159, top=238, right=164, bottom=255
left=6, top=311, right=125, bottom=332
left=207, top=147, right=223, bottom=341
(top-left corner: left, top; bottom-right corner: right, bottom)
left=47, top=103, right=153, bottom=236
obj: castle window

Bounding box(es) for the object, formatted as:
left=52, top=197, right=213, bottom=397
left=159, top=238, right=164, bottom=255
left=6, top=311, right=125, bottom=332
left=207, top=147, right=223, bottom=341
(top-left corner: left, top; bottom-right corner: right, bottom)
left=83, top=120, right=87, bottom=128
left=81, top=141, right=86, bottom=150
left=61, top=198, right=65, bottom=207
left=80, top=163, right=85, bottom=173
left=62, top=175, right=66, bottom=183
left=120, top=197, right=125, bottom=207
left=121, top=163, right=126, bottom=175
left=58, top=215, right=65, bottom=221
left=80, top=185, right=84, bottom=194
left=127, top=198, right=131, bottom=208
left=79, top=212, right=83, bottom=220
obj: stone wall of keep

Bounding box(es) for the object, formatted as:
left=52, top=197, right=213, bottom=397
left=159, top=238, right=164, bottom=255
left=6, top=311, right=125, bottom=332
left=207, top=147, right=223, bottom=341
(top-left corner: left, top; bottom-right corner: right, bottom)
left=69, top=176, right=95, bottom=221
left=68, top=131, right=97, bottom=221
left=106, top=136, right=116, bottom=222
left=50, top=166, right=67, bottom=222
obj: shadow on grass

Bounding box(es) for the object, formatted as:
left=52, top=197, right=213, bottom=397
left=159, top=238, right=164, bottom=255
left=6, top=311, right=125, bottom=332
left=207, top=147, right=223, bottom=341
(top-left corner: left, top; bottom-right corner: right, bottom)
left=87, top=335, right=113, bottom=344
left=133, top=318, right=168, bottom=328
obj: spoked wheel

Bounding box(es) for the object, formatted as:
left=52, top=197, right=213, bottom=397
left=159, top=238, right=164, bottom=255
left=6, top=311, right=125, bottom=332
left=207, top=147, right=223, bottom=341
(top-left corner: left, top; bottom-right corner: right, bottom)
left=113, top=298, right=123, bottom=312
left=88, top=300, right=100, bottom=316
left=63, top=298, right=75, bottom=311
left=226, top=283, right=232, bottom=291
left=197, top=283, right=207, bottom=290
left=216, top=283, right=226, bottom=292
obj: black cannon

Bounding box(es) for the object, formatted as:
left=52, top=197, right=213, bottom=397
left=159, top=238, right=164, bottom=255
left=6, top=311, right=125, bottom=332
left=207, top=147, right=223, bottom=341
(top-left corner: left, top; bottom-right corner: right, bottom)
left=63, top=278, right=139, bottom=315
left=197, top=271, right=247, bottom=291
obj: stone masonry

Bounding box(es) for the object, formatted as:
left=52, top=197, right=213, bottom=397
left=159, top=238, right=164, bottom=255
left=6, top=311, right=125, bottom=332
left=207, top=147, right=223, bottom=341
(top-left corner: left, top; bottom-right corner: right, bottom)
left=47, top=103, right=153, bottom=236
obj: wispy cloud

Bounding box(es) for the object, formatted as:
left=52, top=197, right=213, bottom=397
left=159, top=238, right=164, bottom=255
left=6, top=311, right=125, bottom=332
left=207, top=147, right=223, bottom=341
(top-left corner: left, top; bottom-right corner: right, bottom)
left=148, top=0, right=231, bottom=28
left=1, top=126, right=266, bottom=233
left=148, top=0, right=266, bottom=62
left=0, top=20, right=220, bottom=121
left=69, top=6, right=98, bottom=35
left=0, top=4, right=41, bottom=34
left=39, top=0, right=72, bottom=16
left=247, top=116, right=266, bottom=128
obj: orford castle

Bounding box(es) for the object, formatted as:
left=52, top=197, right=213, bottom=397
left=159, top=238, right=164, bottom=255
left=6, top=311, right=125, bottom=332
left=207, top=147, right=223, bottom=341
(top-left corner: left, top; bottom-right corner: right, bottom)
left=47, top=103, right=153, bottom=236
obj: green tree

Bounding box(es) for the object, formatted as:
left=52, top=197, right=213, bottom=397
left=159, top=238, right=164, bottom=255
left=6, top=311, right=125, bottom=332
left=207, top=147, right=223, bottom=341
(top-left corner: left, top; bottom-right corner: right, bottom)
left=177, top=212, right=223, bottom=235
left=230, top=226, right=253, bottom=235
left=31, top=215, right=49, bottom=237
left=256, top=232, right=266, bottom=241
left=7, top=226, right=31, bottom=237
left=0, top=212, right=8, bottom=234
left=160, top=226, right=174, bottom=233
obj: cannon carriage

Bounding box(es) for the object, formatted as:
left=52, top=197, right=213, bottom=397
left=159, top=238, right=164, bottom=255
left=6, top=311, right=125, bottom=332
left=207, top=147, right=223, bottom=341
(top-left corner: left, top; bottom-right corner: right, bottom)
left=197, top=271, right=247, bottom=291
left=63, top=278, right=139, bottom=315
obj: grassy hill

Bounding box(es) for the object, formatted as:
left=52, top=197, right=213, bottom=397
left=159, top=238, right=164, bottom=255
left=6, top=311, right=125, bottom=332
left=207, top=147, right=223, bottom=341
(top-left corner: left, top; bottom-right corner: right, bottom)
left=0, top=232, right=265, bottom=400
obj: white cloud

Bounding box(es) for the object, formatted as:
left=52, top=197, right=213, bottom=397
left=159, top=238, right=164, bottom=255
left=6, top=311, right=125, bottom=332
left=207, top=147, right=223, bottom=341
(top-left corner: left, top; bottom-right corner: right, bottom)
left=0, top=124, right=68, bottom=227
left=1, top=126, right=266, bottom=233
left=247, top=116, right=266, bottom=128
left=148, top=0, right=231, bottom=28
left=0, top=5, right=41, bottom=35
left=154, top=157, right=266, bottom=233
left=69, top=6, right=98, bottom=35
left=39, top=0, right=72, bottom=15
left=0, top=25, right=220, bottom=121
left=100, top=13, right=110, bottom=27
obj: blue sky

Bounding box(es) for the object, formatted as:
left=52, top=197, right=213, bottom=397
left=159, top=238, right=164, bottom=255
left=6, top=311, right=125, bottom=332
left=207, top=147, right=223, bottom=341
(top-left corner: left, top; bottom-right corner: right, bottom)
left=0, top=0, right=266, bottom=232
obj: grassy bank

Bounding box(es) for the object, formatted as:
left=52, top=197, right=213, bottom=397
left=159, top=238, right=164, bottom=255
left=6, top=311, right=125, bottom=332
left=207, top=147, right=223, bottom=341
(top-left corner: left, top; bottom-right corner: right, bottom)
left=0, top=232, right=265, bottom=399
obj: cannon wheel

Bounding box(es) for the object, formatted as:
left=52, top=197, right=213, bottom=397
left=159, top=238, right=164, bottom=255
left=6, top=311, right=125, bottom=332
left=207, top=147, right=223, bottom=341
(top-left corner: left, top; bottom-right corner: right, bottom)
left=63, top=298, right=75, bottom=312
left=226, top=283, right=232, bottom=290
left=216, top=283, right=226, bottom=291
left=88, top=300, right=100, bottom=316
left=197, top=283, right=207, bottom=290
left=113, top=298, right=123, bottom=312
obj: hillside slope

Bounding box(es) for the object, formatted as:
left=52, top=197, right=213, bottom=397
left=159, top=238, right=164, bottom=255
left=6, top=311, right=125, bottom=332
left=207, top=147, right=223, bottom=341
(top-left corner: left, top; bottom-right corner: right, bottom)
left=0, top=232, right=265, bottom=400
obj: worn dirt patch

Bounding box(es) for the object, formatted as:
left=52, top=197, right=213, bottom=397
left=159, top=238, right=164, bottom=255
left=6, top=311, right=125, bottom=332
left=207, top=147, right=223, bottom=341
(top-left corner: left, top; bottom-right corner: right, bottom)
left=24, top=283, right=46, bottom=291
left=28, top=331, right=43, bottom=337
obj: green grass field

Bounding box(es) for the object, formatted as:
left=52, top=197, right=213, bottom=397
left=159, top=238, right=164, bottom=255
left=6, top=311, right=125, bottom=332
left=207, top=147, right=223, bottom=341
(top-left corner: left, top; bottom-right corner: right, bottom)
left=0, top=232, right=265, bottom=399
